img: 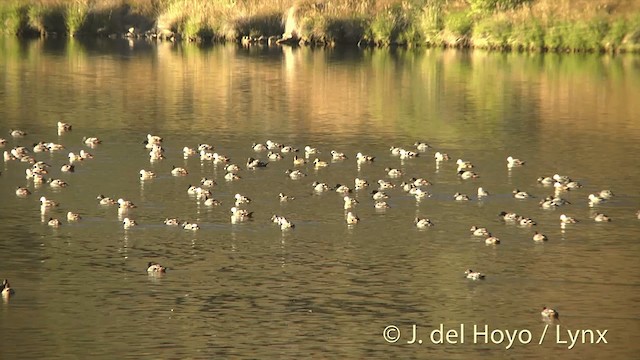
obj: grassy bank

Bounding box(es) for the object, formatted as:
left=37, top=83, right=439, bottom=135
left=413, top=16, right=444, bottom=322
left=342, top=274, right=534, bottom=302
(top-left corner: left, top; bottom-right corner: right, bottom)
left=1, top=0, right=639, bottom=52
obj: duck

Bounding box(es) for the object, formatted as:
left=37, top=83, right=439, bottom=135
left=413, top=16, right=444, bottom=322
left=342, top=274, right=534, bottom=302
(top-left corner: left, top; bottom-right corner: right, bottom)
left=2, top=279, right=15, bottom=298
left=401, top=182, right=415, bottom=192
left=304, top=146, right=318, bottom=157
left=513, top=189, right=532, bottom=199
left=537, top=176, right=554, bottom=185
left=3, top=151, right=16, bottom=161
left=356, top=152, right=375, bottom=163
left=123, top=217, right=138, bottom=229
left=230, top=207, right=253, bottom=222
left=183, top=146, right=196, bottom=156
left=330, top=150, right=347, bottom=160
left=15, top=187, right=31, bottom=196
left=400, top=149, right=419, bottom=159
left=234, top=193, right=251, bottom=205
left=186, top=185, right=200, bottom=195
left=285, top=169, right=306, bottom=180
left=588, top=194, right=605, bottom=206
left=146, top=134, right=163, bottom=144
left=334, top=184, right=351, bottom=194
left=198, top=143, right=214, bottom=152
left=79, top=150, right=93, bottom=160
left=273, top=216, right=295, bottom=230
left=293, top=155, right=307, bottom=166
left=68, top=152, right=83, bottom=162
left=57, top=121, right=72, bottom=132
left=541, top=307, right=559, bottom=320
left=346, top=212, right=360, bottom=225
left=147, top=262, right=166, bottom=274
left=200, top=150, right=215, bottom=161
left=171, top=166, right=188, bottom=176
left=415, top=217, right=433, bottom=228
left=453, top=192, right=470, bottom=201
left=225, top=164, right=241, bottom=173
left=377, top=180, right=394, bottom=190
left=117, top=198, right=136, bottom=209
left=385, top=167, right=403, bottom=177
left=598, top=190, right=614, bottom=199
left=40, top=196, right=59, bottom=208
left=313, top=158, right=329, bottom=168
left=389, top=146, right=403, bottom=156
left=182, top=222, right=200, bottom=230
left=10, top=129, right=27, bottom=137
left=456, top=159, right=474, bottom=170
left=410, top=178, right=431, bottom=187
left=200, top=178, right=216, bottom=188
left=414, top=142, right=431, bottom=151
left=33, top=142, right=49, bottom=153
left=279, top=193, right=295, bottom=202
left=593, top=213, right=611, bottom=222
left=371, top=190, right=389, bottom=201
left=163, top=218, right=179, bottom=226
left=477, top=187, right=489, bottom=198
left=498, top=211, right=520, bottom=221
left=204, top=196, right=221, bottom=207
left=265, top=140, right=282, bottom=150
left=354, top=178, right=369, bottom=189
left=552, top=174, right=571, bottom=184
left=518, top=217, right=537, bottom=227
left=0, top=138, right=6, bottom=146
left=434, top=152, right=450, bottom=161
left=61, top=163, right=75, bottom=172
left=82, top=136, right=101, bottom=145
left=464, top=269, right=485, bottom=280
left=224, top=172, right=241, bottom=181
left=280, top=145, right=298, bottom=153
left=97, top=194, right=117, bottom=205
left=565, top=181, right=582, bottom=189
left=485, top=235, right=500, bottom=245
left=343, top=196, right=359, bottom=209
left=506, top=156, right=525, bottom=167
left=410, top=188, right=430, bottom=199
left=139, top=169, right=156, bottom=180
left=560, top=214, right=578, bottom=224
left=212, top=153, right=230, bottom=164
left=470, top=226, right=490, bottom=237
left=48, top=218, right=62, bottom=227
left=457, top=170, right=479, bottom=179
left=374, top=201, right=390, bottom=209
left=252, top=142, right=267, bottom=152
left=246, top=157, right=268, bottom=169
left=65, top=211, right=81, bottom=221
left=267, top=151, right=283, bottom=161
left=533, top=231, right=548, bottom=242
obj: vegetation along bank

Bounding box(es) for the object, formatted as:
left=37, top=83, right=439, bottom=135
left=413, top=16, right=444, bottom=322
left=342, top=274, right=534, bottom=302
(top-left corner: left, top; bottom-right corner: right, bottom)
left=1, top=0, right=639, bottom=52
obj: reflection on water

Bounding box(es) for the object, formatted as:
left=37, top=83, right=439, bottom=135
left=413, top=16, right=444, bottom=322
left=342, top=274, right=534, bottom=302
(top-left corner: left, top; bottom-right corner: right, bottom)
left=0, top=37, right=639, bottom=359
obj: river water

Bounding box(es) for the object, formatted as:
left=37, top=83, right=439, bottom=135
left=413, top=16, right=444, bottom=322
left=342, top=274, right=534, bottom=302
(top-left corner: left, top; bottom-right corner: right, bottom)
left=0, top=37, right=639, bottom=359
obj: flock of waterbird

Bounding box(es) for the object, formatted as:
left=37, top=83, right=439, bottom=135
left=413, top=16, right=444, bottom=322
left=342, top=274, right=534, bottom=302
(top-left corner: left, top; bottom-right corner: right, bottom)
left=2, top=122, right=639, bottom=319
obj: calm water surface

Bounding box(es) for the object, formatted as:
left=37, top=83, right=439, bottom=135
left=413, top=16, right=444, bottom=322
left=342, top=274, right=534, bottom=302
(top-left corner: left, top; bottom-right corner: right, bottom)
left=0, top=37, right=639, bottom=359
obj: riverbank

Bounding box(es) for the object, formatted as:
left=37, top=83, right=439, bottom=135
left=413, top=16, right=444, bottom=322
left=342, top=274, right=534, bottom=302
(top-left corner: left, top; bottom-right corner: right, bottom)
left=1, top=0, right=639, bottom=52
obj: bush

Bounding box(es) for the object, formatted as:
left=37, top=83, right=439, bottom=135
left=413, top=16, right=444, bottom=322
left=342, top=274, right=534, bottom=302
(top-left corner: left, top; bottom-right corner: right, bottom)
left=0, top=2, right=26, bottom=35
left=445, top=10, right=472, bottom=37
left=65, top=1, right=89, bottom=35
left=473, top=15, right=512, bottom=48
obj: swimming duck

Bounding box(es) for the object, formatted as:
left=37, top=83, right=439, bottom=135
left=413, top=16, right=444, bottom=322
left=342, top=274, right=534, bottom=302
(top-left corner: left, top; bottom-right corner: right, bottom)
left=33, top=142, right=49, bottom=153
left=48, top=218, right=62, bottom=227
left=485, top=235, right=500, bottom=245
left=456, top=159, right=474, bottom=170
left=230, top=207, right=253, bottom=222
left=281, top=146, right=298, bottom=153
left=117, top=198, right=136, bottom=209
left=224, top=172, right=241, bottom=181
left=49, top=179, right=68, bottom=188
left=533, top=231, right=548, bottom=242
left=399, top=149, right=419, bottom=159
left=265, top=140, right=282, bottom=150
left=598, top=190, right=614, bottom=199
left=0, top=138, right=6, bottom=146
left=537, top=176, right=554, bottom=185
left=470, top=226, right=490, bottom=237
left=334, top=184, right=351, bottom=194
left=198, top=178, right=214, bottom=188
left=198, top=143, right=213, bottom=152
left=204, top=196, right=221, bottom=207
left=415, top=217, right=433, bottom=228
left=57, top=121, right=72, bottom=132
left=82, top=136, right=101, bottom=145
left=410, top=178, right=432, bottom=187
left=457, top=170, right=479, bottom=179
left=410, top=188, right=430, bottom=199
left=45, top=142, right=64, bottom=152
left=123, top=217, right=137, bottom=229
left=541, top=307, right=559, bottom=320
left=552, top=174, right=571, bottom=184
left=183, top=147, right=196, bottom=157
left=377, top=180, right=394, bottom=190
left=2, top=279, right=15, bottom=298
left=182, top=222, right=199, bottom=230
left=171, top=166, right=188, bottom=176
left=374, top=201, right=390, bottom=209
left=464, top=269, right=485, bottom=280
left=139, top=169, right=156, bottom=180
left=3, top=151, right=16, bottom=161
left=385, top=168, right=403, bottom=177
left=246, top=157, right=268, bottom=169
left=147, top=262, right=166, bottom=274
left=200, top=150, right=215, bottom=161
left=453, top=192, right=470, bottom=201
left=97, top=195, right=117, bottom=205
left=498, top=211, right=520, bottom=222
left=293, top=155, right=307, bottom=166
left=560, top=214, right=578, bottom=224
left=513, top=189, right=532, bottom=199
left=434, top=152, right=450, bottom=161
left=267, top=151, right=283, bottom=161
left=273, top=216, right=295, bottom=230
left=506, top=156, right=525, bottom=167
left=252, top=143, right=267, bottom=152
left=343, top=196, right=359, bottom=209
left=149, top=148, right=165, bottom=160
left=61, top=164, right=75, bottom=172
left=279, top=193, right=295, bottom=202
left=539, top=199, right=559, bottom=209
left=10, top=129, right=26, bottom=137
left=414, top=142, right=431, bottom=151
left=164, top=218, right=179, bottom=226
left=330, top=150, right=347, bottom=160
left=304, top=146, right=318, bottom=157
left=401, top=182, right=415, bottom=192
left=356, top=152, right=375, bottom=163
left=285, top=169, right=306, bottom=180
left=354, top=178, right=369, bottom=189
left=186, top=185, right=200, bottom=195
left=588, top=194, right=605, bottom=206
left=40, top=196, right=59, bottom=208
left=212, top=153, right=230, bottom=164
left=15, top=187, right=31, bottom=196
left=79, top=150, right=93, bottom=160
left=371, top=190, right=389, bottom=201
left=68, top=152, right=83, bottom=162
left=67, top=212, right=81, bottom=221
left=146, top=134, right=163, bottom=145
left=593, top=213, right=611, bottom=222
left=565, top=181, right=582, bottom=189
left=477, top=187, right=489, bottom=197
left=313, top=158, right=329, bottom=168
left=346, top=212, right=360, bottom=225
left=225, top=164, right=241, bottom=173
left=234, top=193, right=251, bottom=205
left=389, top=146, right=403, bottom=156
left=518, top=217, right=537, bottom=227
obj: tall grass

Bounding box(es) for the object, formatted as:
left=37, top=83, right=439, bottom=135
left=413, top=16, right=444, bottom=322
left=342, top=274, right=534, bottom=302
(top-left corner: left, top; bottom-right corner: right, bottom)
left=65, top=0, right=89, bottom=36
left=0, top=2, right=27, bottom=35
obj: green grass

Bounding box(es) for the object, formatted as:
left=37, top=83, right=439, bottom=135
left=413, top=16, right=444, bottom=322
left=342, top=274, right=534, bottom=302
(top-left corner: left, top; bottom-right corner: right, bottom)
left=64, top=1, right=89, bottom=36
